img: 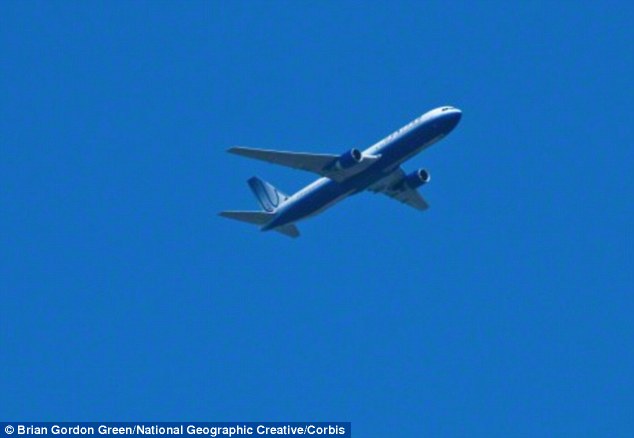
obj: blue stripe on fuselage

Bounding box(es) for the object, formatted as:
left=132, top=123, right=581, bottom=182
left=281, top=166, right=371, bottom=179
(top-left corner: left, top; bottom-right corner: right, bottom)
left=262, top=110, right=459, bottom=231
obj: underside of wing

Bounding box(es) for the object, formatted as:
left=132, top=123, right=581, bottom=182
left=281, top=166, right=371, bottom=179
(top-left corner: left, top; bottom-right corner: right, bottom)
left=228, top=147, right=338, bottom=175
left=228, top=146, right=380, bottom=182
left=387, top=186, right=429, bottom=211
left=367, top=168, right=430, bottom=211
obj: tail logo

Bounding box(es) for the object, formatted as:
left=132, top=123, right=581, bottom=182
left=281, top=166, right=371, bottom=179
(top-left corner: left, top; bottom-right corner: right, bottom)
left=248, top=177, right=283, bottom=212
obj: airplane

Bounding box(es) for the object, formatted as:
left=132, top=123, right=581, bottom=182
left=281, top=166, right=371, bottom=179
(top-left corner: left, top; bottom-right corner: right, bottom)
left=220, top=106, right=462, bottom=238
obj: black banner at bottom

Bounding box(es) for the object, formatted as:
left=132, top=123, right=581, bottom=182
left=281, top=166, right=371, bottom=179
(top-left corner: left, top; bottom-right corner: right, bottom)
left=1, top=423, right=351, bottom=438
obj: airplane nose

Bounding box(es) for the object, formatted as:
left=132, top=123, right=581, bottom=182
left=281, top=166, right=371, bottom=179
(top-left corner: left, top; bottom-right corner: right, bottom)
left=446, top=109, right=461, bottom=130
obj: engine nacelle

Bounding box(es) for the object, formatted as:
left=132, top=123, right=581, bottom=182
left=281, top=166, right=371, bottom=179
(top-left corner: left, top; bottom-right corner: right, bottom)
left=334, top=148, right=363, bottom=170
left=404, top=169, right=431, bottom=188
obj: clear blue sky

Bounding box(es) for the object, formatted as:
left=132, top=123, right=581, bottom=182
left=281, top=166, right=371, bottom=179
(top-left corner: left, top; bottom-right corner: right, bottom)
left=1, top=1, right=632, bottom=436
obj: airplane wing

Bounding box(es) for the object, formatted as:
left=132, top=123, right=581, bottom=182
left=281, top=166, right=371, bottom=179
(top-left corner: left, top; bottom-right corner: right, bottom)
left=228, top=146, right=379, bottom=182
left=367, top=167, right=430, bottom=211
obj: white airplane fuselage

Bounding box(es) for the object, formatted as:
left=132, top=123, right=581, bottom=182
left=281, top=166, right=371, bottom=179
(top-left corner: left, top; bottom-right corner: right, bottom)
left=261, top=107, right=462, bottom=231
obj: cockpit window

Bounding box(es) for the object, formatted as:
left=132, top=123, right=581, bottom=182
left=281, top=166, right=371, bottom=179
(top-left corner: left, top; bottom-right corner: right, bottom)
left=441, top=107, right=453, bottom=112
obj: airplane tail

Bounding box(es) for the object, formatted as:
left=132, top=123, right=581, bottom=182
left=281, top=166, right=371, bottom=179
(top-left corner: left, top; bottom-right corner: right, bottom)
left=247, top=176, right=289, bottom=212
left=219, top=177, right=300, bottom=238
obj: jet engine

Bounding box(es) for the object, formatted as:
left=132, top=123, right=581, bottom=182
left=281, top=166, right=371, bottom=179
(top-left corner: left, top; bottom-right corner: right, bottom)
left=404, top=168, right=431, bottom=188
left=333, top=148, right=364, bottom=170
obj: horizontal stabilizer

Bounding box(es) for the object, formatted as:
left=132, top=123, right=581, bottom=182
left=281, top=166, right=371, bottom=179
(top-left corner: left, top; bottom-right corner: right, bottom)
left=219, top=210, right=273, bottom=226
left=274, top=224, right=300, bottom=238
left=219, top=211, right=300, bottom=238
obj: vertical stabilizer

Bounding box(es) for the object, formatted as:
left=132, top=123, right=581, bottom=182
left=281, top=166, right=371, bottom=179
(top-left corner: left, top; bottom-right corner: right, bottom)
left=247, top=177, right=289, bottom=212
